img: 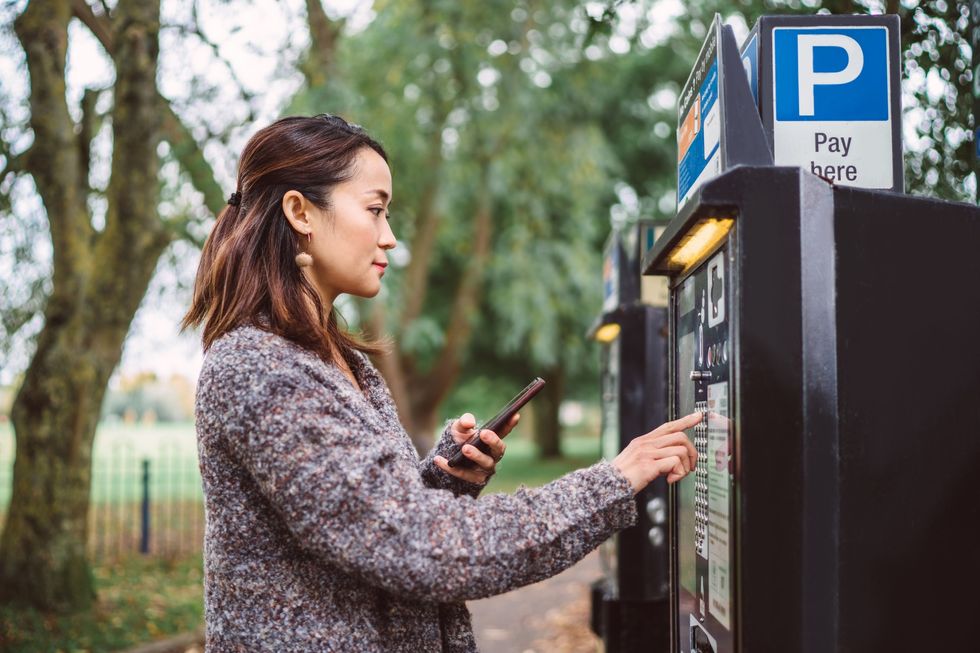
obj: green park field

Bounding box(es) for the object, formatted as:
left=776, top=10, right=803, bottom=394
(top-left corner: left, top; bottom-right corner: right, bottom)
left=0, top=420, right=601, bottom=505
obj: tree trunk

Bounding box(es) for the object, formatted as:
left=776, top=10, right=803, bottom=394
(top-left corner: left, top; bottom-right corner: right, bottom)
left=2, top=317, right=131, bottom=609
left=533, top=365, right=565, bottom=459
left=400, top=157, right=495, bottom=452
left=0, top=0, right=168, bottom=612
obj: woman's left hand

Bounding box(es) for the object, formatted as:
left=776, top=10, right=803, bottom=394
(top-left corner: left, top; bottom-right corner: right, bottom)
left=433, top=412, right=519, bottom=484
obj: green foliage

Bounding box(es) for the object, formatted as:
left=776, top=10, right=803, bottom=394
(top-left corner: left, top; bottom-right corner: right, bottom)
left=895, top=0, right=974, bottom=199
left=290, top=0, right=639, bottom=402
left=0, top=554, right=203, bottom=652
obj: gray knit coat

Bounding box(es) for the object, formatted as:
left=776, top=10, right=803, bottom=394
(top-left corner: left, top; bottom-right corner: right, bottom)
left=195, top=324, right=638, bottom=652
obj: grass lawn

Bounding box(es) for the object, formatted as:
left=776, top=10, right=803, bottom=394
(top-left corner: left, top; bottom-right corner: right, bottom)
left=485, top=433, right=602, bottom=493
left=1, top=421, right=602, bottom=505
left=0, top=554, right=203, bottom=653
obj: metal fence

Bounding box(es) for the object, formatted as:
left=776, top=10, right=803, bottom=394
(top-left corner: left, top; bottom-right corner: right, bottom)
left=0, top=423, right=204, bottom=561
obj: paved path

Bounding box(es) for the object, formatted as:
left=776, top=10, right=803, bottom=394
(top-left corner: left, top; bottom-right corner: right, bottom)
left=469, top=550, right=602, bottom=653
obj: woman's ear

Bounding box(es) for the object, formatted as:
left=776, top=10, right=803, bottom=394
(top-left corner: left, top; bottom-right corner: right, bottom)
left=281, top=190, right=313, bottom=236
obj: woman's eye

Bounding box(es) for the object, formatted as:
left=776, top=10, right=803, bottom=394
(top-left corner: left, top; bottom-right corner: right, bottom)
left=369, top=207, right=385, bottom=217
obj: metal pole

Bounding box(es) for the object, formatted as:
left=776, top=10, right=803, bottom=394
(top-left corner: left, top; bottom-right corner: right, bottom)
left=140, top=458, right=150, bottom=554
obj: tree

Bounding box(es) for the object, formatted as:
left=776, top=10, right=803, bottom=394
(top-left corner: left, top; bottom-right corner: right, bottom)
left=288, top=0, right=625, bottom=451
left=0, top=0, right=237, bottom=610
left=0, top=0, right=168, bottom=610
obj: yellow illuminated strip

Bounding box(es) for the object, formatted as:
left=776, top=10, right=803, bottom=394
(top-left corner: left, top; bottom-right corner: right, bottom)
left=666, top=217, right=734, bottom=272
left=594, top=323, right=621, bottom=343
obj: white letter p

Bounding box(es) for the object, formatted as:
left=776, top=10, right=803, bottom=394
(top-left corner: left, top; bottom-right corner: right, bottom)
left=797, top=34, right=863, bottom=116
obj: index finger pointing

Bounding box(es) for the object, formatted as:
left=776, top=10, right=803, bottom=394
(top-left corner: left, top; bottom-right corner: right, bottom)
left=649, top=411, right=702, bottom=437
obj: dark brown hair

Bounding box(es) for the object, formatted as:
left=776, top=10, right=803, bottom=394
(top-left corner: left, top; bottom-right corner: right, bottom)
left=181, top=114, right=388, bottom=365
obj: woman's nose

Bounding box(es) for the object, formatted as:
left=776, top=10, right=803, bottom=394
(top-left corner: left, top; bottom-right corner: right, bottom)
left=379, top=219, right=397, bottom=250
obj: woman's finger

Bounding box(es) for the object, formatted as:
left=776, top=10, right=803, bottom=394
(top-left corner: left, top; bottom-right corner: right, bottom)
left=666, top=470, right=686, bottom=484
left=479, top=430, right=506, bottom=462
left=648, top=444, right=693, bottom=473
left=451, top=413, right=477, bottom=444
left=434, top=455, right=489, bottom=484
left=654, top=455, right=689, bottom=484
left=671, top=459, right=688, bottom=480
left=650, top=431, right=699, bottom=468
left=497, top=413, right=520, bottom=438
left=648, top=411, right=702, bottom=438
left=462, top=442, right=496, bottom=470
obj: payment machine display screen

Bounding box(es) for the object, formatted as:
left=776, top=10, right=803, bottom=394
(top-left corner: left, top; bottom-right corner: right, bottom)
left=673, top=248, right=734, bottom=653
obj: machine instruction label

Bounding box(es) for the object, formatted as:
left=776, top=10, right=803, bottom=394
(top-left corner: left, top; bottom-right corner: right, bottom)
left=707, top=381, right=731, bottom=629
left=772, top=26, right=893, bottom=188
left=677, top=19, right=721, bottom=210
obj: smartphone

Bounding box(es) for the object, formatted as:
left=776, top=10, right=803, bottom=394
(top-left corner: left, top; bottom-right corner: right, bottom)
left=447, top=377, right=546, bottom=469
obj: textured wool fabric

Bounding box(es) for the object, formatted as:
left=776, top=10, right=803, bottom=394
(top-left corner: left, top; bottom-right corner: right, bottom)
left=195, top=324, right=638, bottom=652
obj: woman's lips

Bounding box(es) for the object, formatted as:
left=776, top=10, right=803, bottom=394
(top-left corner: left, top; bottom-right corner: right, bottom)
left=373, top=262, right=387, bottom=273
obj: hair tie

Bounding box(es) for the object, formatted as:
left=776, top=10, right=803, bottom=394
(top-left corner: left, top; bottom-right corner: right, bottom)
left=227, top=191, right=241, bottom=207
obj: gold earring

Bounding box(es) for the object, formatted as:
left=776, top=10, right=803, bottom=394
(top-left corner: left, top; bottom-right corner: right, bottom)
left=295, top=232, right=313, bottom=268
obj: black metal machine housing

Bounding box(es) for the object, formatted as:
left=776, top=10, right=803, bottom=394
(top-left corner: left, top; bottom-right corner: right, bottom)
left=589, top=224, right=671, bottom=653
left=644, top=165, right=980, bottom=653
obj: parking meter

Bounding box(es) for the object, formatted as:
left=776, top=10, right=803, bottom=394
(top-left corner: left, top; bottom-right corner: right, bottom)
left=643, top=165, right=980, bottom=652
left=588, top=223, right=670, bottom=652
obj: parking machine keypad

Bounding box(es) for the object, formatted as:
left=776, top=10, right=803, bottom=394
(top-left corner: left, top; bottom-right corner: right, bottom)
left=693, top=400, right=709, bottom=558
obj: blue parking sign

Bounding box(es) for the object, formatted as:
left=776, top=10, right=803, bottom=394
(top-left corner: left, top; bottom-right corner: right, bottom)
left=774, top=27, right=889, bottom=121
left=741, top=15, right=902, bottom=192
left=768, top=21, right=898, bottom=189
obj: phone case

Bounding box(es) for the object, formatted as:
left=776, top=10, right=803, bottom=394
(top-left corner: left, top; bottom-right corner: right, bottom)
left=447, top=377, right=546, bottom=469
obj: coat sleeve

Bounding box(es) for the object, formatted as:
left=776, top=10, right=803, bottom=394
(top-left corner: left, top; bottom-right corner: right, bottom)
left=214, top=354, right=637, bottom=603
left=417, top=420, right=487, bottom=498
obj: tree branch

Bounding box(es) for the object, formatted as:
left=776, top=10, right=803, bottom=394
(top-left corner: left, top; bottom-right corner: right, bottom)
left=158, top=101, right=226, bottom=218
left=0, top=149, right=27, bottom=187
left=302, top=0, right=345, bottom=87
left=397, top=123, right=447, bottom=330
left=416, top=156, right=494, bottom=412
left=93, top=0, right=173, bottom=325
left=162, top=8, right=256, bottom=105
left=360, top=300, right=413, bottom=426
left=72, top=0, right=227, bottom=231
left=160, top=211, right=207, bottom=249
left=15, top=0, right=93, bottom=312
left=399, top=20, right=478, bottom=333
left=77, top=88, right=100, bottom=196
left=70, top=0, right=113, bottom=50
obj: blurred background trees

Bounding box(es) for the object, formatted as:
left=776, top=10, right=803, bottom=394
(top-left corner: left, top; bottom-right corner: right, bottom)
left=0, top=0, right=975, bottom=615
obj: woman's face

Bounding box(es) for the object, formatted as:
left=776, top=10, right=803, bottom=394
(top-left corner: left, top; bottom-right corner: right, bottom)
left=284, top=147, right=396, bottom=306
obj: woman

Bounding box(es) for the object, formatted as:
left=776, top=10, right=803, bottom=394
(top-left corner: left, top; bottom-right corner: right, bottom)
left=182, top=114, right=699, bottom=652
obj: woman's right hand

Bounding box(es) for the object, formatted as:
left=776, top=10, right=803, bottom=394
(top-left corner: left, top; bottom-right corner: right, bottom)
left=612, top=412, right=702, bottom=494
